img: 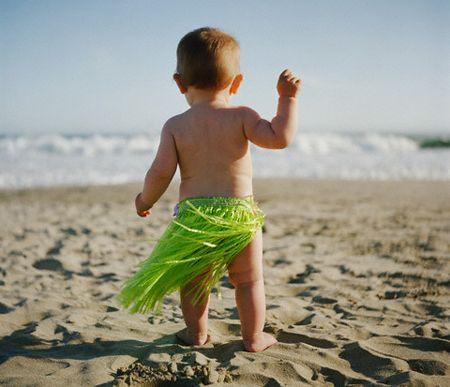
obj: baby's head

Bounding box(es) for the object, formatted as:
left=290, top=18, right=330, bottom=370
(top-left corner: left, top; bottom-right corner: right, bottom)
left=174, top=27, right=242, bottom=94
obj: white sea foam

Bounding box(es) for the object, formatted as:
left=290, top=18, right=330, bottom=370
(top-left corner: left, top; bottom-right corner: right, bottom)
left=0, top=133, right=159, bottom=156
left=291, top=133, right=419, bottom=154
left=0, top=132, right=420, bottom=156
left=0, top=132, right=449, bottom=189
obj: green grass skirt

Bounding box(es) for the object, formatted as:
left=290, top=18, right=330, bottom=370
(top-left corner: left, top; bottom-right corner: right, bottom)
left=116, top=195, right=265, bottom=314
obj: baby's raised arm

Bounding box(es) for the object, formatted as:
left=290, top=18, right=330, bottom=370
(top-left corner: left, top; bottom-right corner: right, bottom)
left=241, top=69, right=301, bottom=149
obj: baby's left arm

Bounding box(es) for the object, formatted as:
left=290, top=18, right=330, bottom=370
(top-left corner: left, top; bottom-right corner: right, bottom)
left=137, top=119, right=178, bottom=216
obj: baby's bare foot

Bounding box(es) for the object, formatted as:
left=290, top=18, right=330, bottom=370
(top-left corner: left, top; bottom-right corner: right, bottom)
left=243, top=332, right=278, bottom=352
left=176, top=327, right=210, bottom=346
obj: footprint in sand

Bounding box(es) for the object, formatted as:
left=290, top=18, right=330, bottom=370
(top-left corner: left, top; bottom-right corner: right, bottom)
left=46, top=239, right=64, bottom=256
left=340, top=342, right=408, bottom=380
left=96, top=272, right=119, bottom=283
left=54, top=324, right=82, bottom=343
left=276, top=330, right=337, bottom=349
left=60, top=227, right=77, bottom=236
left=288, top=264, right=320, bottom=284
left=295, top=313, right=315, bottom=325
left=0, top=301, right=14, bottom=314
left=81, top=226, right=92, bottom=235
left=32, top=258, right=74, bottom=280
left=382, top=371, right=441, bottom=386
left=383, top=290, right=408, bottom=299
left=333, top=304, right=355, bottom=320
left=312, top=295, right=337, bottom=304
left=32, top=258, right=64, bottom=272
left=272, top=257, right=292, bottom=268
left=407, top=359, right=447, bottom=376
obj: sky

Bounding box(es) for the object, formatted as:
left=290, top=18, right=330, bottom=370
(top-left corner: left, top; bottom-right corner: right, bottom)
left=1, top=0, right=449, bottom=135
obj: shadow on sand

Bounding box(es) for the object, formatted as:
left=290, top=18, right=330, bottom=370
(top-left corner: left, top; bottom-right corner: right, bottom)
left=0, top=321, right=243, bottom=385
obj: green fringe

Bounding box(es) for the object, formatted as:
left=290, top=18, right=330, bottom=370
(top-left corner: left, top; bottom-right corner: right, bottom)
left=116, top=196, right=265, bottom=314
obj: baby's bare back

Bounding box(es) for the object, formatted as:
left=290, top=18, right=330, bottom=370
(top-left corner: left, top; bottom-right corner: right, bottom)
left=171, top=104, right=253, bottom=200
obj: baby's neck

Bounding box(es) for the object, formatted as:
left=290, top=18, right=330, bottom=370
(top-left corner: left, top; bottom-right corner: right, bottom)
left=186, top=87, right=231, bottom=107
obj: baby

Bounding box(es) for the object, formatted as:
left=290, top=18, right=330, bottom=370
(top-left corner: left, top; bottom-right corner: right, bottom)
left=120, top=27, right=300, bottom=353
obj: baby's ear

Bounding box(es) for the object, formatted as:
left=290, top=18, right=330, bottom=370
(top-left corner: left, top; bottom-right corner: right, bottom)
left=173, top=73, right=188, bottom=94
left=230, top=74, right=243, bottom=95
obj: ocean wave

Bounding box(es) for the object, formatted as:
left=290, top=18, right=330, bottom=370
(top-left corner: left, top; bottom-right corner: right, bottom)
left=291, top=133, right=419, bottom=154
left=0, top=133, right=159, bottom=156
left=0, top=132, right=441, bottom=156
left=1, top=131, right=449, bottom=188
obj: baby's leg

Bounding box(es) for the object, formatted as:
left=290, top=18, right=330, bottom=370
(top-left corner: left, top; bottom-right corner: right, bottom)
left=227, top=228, right=277, bottom=352
left=177, top=272, right=210, bottom=346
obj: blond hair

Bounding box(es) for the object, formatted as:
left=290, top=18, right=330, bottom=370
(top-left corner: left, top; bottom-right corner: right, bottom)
left=176, top=27, right=240, bottom=90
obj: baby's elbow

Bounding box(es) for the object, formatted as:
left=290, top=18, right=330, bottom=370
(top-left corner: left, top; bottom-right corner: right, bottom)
left=272, top=136, right=292, bottom=149
left=147, top=165, right=175, bottom=180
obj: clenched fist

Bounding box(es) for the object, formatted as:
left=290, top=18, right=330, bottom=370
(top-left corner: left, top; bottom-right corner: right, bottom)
left=135, top=192, right=152, bottom=217
left=277, top=69, right=301, bottom=98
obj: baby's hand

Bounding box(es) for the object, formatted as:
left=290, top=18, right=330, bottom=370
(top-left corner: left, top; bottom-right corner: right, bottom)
left=277, top=69, right=301, bottom=98
left=135, top=192, right=152, bottom=217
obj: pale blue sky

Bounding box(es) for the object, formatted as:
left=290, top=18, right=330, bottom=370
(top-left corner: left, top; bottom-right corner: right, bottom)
left=1, top=0, right=449, bottom=135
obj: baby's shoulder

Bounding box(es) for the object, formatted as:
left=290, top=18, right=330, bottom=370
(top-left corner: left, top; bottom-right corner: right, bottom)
left=234, top=105, right=257, bottom=113
left=161, top=113, right=186, bottom=134
left=166, top=112, right=186, bottom=125
left=234, top=105, right=262, bottom=127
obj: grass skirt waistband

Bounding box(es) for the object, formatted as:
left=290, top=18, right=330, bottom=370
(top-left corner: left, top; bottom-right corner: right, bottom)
left=116, top=195, right=265, bottom=314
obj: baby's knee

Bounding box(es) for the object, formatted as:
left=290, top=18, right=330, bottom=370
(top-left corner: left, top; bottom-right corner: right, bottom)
left=228, top=269, right=263, bottom=288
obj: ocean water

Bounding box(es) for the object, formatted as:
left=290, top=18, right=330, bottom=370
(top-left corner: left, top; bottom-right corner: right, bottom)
left=1, top=132, right=449, bottom=189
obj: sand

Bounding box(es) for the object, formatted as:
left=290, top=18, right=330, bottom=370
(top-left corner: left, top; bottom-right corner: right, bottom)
left=0, top=178, right=449, bottom=386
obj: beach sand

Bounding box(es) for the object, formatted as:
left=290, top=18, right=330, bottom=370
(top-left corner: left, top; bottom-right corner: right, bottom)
left=0, top=179, right=449, bottom=386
